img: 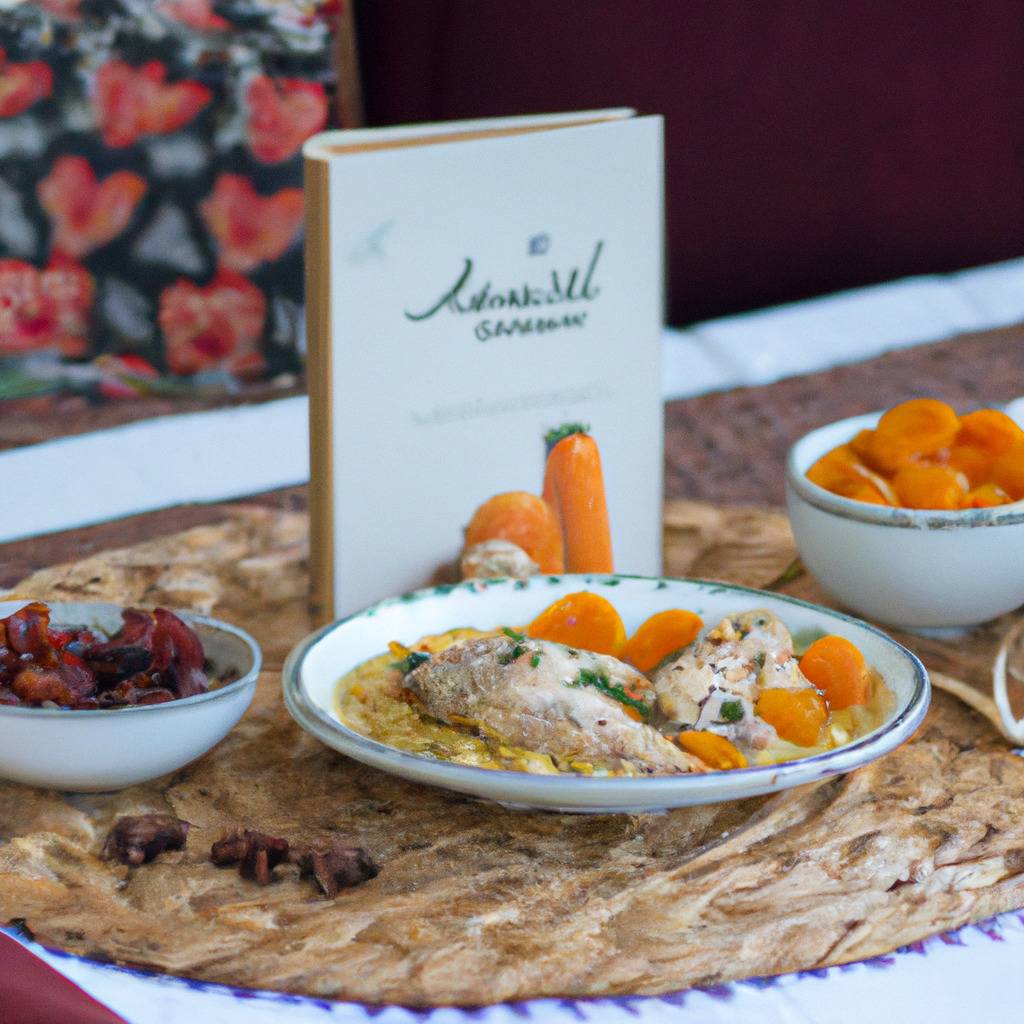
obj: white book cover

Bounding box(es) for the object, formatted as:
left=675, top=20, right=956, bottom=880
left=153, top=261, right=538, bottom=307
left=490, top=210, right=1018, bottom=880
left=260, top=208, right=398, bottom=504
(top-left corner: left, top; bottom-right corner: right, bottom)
left=305, top=110, right=664, bottom=619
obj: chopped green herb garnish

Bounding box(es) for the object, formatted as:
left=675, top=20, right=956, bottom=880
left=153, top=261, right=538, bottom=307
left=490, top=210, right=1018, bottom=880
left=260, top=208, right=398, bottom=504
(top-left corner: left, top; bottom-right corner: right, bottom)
left=498, top=642, right=527, bottom=666
left=752, top=651, right=766, bottom=670
left=568, top=669, right=650, bottom=719
left=718, top=699, right=744, bottom=723
left=502, top=626, right=527, bottom=643
left=391, top=650, right=430, bottom=675
left=530, top=653, right=542, bottom=668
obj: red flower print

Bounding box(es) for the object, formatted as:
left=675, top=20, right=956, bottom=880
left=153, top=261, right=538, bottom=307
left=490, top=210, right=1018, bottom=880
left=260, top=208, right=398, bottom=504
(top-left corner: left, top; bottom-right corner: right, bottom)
left=93, top=60, right=212, bottom=148
left=157, top=0, right=229, bottom=31
left=199, top=174, right=304, bottom=273
left=0, top=48, right=53, bottom=119
left=0, top=257, right=93, bottom=357
left=158, top=269, right=266, bottom=378
left=246, top=75, right=328, bottom=164
left=37, top=156, right=148, bottom=259
left=37, top=0, right=82, bottom=17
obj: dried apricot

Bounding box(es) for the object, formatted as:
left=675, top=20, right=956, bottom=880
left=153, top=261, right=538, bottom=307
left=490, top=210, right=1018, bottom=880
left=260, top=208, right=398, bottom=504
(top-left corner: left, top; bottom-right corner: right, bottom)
left=993, top=440, right=1024, bottom=501
left=465, top=492, right=564, bottom=574
left=891, top=464, right=966, bottom=510
left=849, top=428, right=876, bottom=464
left=527, top=591, right=626, bottom=657
left=755, top=688, right=827, bottom=746
left=943, top=444, right=994, bottom=488
left=677, top=730, right=747, bottom=770
left=623, top=609, right=703, bottom=673
left=806, top=446, right=890, bottom=504
left=957, top=409, right=1023, bottom=456
left=961, top=484, right=1012, bottom=509
left=808, top=400, right=1020, bottom=511
left=867, top=398, right=959, bottom=474
left=799, top=635, right=869, bottom=709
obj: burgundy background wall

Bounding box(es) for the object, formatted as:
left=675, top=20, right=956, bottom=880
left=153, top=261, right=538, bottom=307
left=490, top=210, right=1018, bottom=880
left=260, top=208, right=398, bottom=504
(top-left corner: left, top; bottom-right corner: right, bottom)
left=356, top=0, right=1024, bottom=326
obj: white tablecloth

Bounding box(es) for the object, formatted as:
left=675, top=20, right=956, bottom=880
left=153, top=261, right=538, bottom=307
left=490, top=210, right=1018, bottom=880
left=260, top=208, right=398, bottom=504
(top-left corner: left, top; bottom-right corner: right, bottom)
left=7, top=911, right=1024, bottom=1023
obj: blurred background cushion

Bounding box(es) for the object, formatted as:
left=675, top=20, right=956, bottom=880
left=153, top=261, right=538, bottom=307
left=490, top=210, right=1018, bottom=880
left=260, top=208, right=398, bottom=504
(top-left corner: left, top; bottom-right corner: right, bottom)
left=357, top=0, right=1024, bottom=325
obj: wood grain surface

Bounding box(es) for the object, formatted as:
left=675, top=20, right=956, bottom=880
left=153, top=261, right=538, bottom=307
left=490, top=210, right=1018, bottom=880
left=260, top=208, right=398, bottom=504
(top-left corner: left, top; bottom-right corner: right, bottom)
left=2, top=503, right=1022, bottom=1006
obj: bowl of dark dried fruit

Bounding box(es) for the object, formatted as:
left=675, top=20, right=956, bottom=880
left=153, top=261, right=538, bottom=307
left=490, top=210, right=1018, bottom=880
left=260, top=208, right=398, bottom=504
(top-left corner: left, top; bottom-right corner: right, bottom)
left=0, top=600, right=261, bottom=791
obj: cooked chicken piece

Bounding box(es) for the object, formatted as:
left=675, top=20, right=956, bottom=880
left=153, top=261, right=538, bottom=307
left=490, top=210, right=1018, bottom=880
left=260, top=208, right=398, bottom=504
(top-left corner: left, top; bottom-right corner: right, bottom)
left=652, top=610, right=815, bottom=751
left=460, top=539, right=538, bottom=580
left=405, top=635, right=704, bottom=774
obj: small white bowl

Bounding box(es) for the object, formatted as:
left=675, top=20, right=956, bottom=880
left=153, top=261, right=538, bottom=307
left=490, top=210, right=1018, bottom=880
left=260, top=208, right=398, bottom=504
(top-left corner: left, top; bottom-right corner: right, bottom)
left=786, top=412, right=1024, bottom=629
left=283, top=575, right=928, bottom=813
left=0, top=601, right=261, bottom=791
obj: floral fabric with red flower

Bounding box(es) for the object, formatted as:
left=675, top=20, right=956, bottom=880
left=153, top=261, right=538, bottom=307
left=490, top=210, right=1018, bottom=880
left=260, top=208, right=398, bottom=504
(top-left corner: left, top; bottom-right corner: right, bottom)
left=0, top=0, right=350, bottom=403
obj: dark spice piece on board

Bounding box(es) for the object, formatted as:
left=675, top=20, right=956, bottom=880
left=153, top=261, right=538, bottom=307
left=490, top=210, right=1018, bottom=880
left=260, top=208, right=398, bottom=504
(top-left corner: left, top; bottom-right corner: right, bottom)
left=293, top=840, right=378, bottom=897
left=103, top=815, right=190, bottom=866
left=211, top=829, right=291, bottom=885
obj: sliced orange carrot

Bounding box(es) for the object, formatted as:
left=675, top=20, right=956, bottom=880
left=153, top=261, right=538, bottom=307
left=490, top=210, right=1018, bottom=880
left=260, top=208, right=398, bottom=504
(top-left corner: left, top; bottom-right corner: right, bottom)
left=755, top=688, right=827, bottom=746
left=623, top=609, right=703, bottom=673
left=993, top=440, right=1024, bottom=501
left=957, top=409, right=1023, bottom=456
left=961, top=484, right=1012, bottom=509
left=465, top=491, right=564, bottom=573
left=798, top=634, right=869, bottom=709
left=677, top=730, right=747, bottom=770
left=891, top=464, right=966, bottom=510
left=542, top=425, right=613, bottom=573
left=526, top=591, right=626, bottom=657
left=867, top=398, right=960, bottom=474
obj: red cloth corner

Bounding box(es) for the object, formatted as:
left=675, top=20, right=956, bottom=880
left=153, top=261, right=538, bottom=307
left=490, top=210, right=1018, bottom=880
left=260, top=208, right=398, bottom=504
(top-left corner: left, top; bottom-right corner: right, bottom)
left=0, top=931, right=126, bottom=1024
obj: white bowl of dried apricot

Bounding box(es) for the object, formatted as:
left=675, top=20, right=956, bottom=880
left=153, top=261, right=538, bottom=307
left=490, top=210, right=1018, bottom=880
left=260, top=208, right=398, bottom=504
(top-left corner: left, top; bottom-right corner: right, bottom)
left=786, top=398, right=1024, bottom=629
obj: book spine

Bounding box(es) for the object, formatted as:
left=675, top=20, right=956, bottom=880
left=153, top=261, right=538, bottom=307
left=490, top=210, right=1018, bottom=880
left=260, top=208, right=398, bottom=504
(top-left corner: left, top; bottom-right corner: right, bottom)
left=304, top=156, right=335, bottom=624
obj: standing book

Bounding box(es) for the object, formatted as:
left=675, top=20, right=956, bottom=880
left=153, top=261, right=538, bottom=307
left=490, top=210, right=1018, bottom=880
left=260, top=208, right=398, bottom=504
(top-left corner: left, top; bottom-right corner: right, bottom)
left=305, top=110, right=664, bottom=620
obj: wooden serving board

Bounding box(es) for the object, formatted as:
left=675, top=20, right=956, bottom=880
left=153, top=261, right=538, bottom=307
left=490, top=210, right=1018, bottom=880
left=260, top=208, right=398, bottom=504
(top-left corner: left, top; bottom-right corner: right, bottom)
left=1, top=502, right=1023, bottom=1007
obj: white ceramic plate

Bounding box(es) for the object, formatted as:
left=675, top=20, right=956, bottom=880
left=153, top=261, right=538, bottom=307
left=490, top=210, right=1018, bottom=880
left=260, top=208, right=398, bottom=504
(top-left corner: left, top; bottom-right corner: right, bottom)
left=283, top=576, right=929, bottom=813
left=0, top=600, right=261, bottom=791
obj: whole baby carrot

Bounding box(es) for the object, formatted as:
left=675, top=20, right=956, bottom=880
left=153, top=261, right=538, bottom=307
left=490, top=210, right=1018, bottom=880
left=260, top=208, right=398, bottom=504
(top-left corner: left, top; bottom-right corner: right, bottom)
left=542, top=424, right=614, bottom=573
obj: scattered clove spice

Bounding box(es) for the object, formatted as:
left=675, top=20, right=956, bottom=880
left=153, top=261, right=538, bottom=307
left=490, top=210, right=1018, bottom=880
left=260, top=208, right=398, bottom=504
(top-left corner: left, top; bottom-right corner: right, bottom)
left=293, top=839, right=378, bottom=897
left=210, top=828, right=291, bottom=885
left=103, top=814, right=189, bottom=866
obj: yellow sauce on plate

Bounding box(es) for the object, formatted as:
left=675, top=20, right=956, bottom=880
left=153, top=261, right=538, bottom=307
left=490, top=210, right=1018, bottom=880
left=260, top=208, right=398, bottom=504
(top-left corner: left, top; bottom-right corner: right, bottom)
left=336, top=628, right=894, bottom=775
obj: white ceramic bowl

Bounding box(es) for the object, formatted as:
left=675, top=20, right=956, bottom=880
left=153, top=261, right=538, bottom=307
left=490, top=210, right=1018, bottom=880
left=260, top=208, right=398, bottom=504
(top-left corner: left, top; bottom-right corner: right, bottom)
left=283, top=575, right=928, bottom=813
left=0, top=601, right=261, bottom=791
left=786, top=412, right=1024, bottom=629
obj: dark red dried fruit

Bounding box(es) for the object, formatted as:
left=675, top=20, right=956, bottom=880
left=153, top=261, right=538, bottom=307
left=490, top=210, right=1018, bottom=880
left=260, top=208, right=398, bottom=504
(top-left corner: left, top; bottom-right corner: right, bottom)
left=211, top=829, right=290, bottom=885
left=85, top=609, right=156, bottom=679
left=5, top=603, right=56, bottom=665
left=103, top=815, right=189, bottom=866
left=154, top=608, right=208, bottom=698
left=294, top=840, right=378, bottom=897
left=58, top=650, right=97, bottom=701
left=0, top=602, right=210, bottom=710
left=12, top=667, right=73, bottom=705
left=134, top=688, right=176, bottom=706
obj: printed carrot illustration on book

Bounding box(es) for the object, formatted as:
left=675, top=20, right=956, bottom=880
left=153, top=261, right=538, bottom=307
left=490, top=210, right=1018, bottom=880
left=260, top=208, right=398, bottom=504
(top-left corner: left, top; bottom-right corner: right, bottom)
left=461, top=423, right=614, bottom=578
